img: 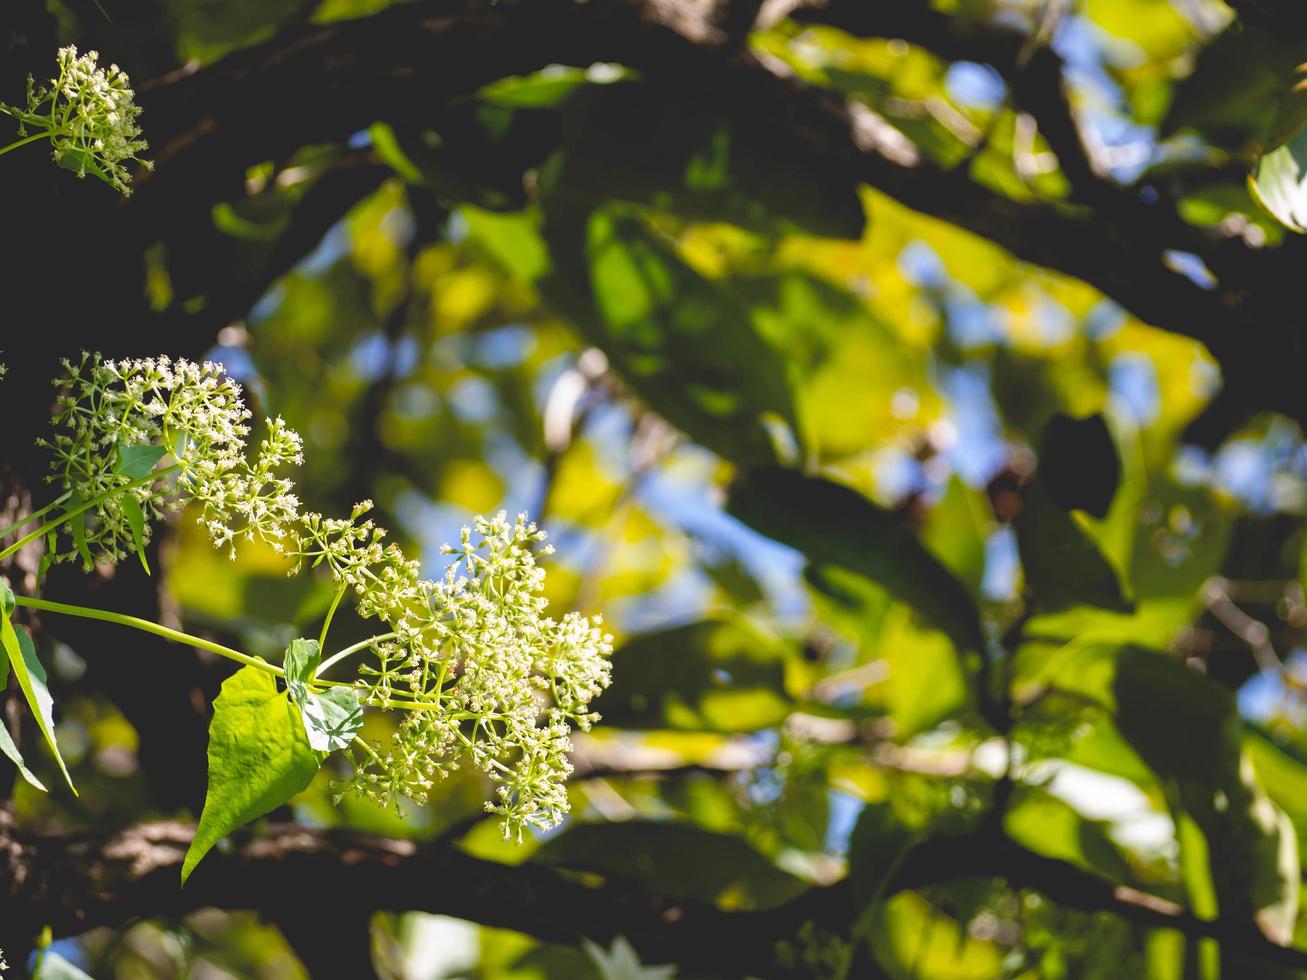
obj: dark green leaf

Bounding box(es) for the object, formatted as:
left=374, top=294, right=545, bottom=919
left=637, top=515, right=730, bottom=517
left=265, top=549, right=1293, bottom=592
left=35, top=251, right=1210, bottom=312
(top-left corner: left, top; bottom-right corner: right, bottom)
left=1163, top=23, right=1307, bottom=154
left=534, top=821, right=807, bottom=909
left=550, top=81, right=864, bottom=238
left=1014, top=480, right=1132, bottom=613
left=120, top=495, right=151, bottom=575
left=114, top=442, right=168, bottom=479
left=1039, top=414, right=1120, bottom=519
left=544, top=207, right=802, bottom=466
left=1112, top=649, right=1299, bottom=944
left=847, top=803, right=916, bottom=911
left=600, top=617, right=792, bottom=733
left=183, top=665, right=321, bottom=883
left=727, top=467, right=983, bottom=652
left=0, top=617, right=75, bottom=794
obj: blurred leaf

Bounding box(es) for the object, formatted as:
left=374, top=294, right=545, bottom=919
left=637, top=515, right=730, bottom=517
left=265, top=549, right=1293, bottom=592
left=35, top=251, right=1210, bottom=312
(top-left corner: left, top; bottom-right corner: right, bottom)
left=600, top=617, right=792, bottom=732
left=184, top=665, right=321, bottom=883
left=1015, top=480, right=1133, bottom=613
left=165, top=0, right=311, bottom=63
left=32, top=950, right=94, bottom=980
left=549, top=81, right=864, bottom=238
left=1252, top=127, right=1307, bottom=232
left=534, top=821, right=808, bottom=909
left=847, top=802, right=915, bottom=911
left=920, top=477, right=989, bottom=599
left=1112, top=650, right=1300, bottom=945
left=1163, top=23, right=1307, bottom=154
left=728, top=467, right=983, bottom=652
left=544, top=208, right=802, bottom=466
left=872, top=891, right=1004, bottom=980
left=1039, top=413, right=1120, bottom=519
left=1005, top=790, right=1134, bottom=885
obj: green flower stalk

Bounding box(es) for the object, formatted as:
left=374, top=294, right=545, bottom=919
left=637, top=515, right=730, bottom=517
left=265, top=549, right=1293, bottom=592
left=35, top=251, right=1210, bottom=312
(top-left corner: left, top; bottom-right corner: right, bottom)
left=0, top=45, right=151, bottom=194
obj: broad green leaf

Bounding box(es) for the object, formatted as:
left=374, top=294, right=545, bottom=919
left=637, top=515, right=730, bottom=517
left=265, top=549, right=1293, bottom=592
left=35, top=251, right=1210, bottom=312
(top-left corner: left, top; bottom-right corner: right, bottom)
left=1251, top=127, right=1307, bottom=233
left=478, top=68, right=594, bottom=109
left=281, top=637, right=363, bottom=752
left=600, top=617, right=792, bottom=733
left=1014, top=480, right=1132, bottom=613
left=119, top=495, right=151, bottom=575
left=299, top=686, right=363, bottom=753
left=1004, top=791, right=1134, bottom=885
left=544, top=207, right=803, bottom=466
left=550, top=81, right=864, bottom=238
left=847, top=802, right=916, bottom=912
left=1163, top=23, right=1307, bottom=155
left=464, top=206, right=550, bottom=283
left=727, top=467, right=983, bottom=652
left=920, top=477, right=989, bottom=599
left=1112, top=650, right=1299, bottom=945
left=183, top=665, right=321, bottom=883
left=1039, top=413, right=1120, bottom=519
left=282, top=637, right=320, bottom=706
left=114, top=442, right=168, bottom=479
left=873, top=891, right=1004, bottom=980
left=1246, top=730, right=1307, bottom=871
left=534, top=821, right=807, bottom=909
left=0, top=616, right=75, bottom=794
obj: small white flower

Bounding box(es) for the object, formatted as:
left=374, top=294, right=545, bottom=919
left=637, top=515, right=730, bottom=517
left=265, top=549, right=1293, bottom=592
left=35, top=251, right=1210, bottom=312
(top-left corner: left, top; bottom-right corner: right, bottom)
left=583, top=937, right=677, bottom=980
left=1, top=46, right=150, bottom=194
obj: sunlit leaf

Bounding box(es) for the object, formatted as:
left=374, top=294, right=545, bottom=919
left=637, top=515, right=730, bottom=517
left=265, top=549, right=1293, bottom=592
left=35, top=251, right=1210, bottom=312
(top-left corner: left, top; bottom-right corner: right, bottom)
left=183, top=665, right=321, bottom=883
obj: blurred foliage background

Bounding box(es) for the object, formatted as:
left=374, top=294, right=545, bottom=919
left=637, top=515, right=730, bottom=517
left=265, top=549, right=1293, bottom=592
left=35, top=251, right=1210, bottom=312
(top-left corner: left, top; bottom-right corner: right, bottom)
left=11, top=0, right=1307, bottom=976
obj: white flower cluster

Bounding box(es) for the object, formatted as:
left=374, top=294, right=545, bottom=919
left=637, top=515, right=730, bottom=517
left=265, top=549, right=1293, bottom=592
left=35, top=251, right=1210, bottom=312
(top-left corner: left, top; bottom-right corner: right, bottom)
left=305, top=509, right=614, bottom=839
left=4, top=46, right=150, bottom=194
left=39, top=353, right=612, bottom=840
left=39, top=353, right=301, bottom=568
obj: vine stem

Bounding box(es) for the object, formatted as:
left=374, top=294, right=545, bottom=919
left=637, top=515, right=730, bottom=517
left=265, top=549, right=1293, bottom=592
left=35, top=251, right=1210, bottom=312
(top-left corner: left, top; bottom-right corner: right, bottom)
left=14, top=595, right=282, bottom=676
left=0, top=464, right=181, bottom=563
left=317, top=584, right=347, bottom=651
left=14, top=596, right=439, bottom=711
left=0, top=130, right=54, bottom=157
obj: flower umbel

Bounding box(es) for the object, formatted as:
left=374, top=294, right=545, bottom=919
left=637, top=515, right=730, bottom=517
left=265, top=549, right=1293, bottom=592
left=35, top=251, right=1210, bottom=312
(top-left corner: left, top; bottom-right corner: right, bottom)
left=306, top=508, right=614, bottom=840
left=0, top=45, right=150, bottom=194
left=38, top=353, right=301, bottom=568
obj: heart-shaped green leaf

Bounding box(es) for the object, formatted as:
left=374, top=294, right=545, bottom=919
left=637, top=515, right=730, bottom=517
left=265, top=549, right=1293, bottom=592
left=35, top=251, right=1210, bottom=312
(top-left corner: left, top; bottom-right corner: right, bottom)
left=183, top=665, right=321, bottom=883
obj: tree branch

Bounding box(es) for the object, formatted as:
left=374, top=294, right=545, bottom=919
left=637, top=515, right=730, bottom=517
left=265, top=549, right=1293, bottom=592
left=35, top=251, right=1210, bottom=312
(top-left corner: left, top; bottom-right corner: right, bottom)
left=123, top=0, right=1248, bottom=372
left=4, top=810, right=1305, bottom=973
